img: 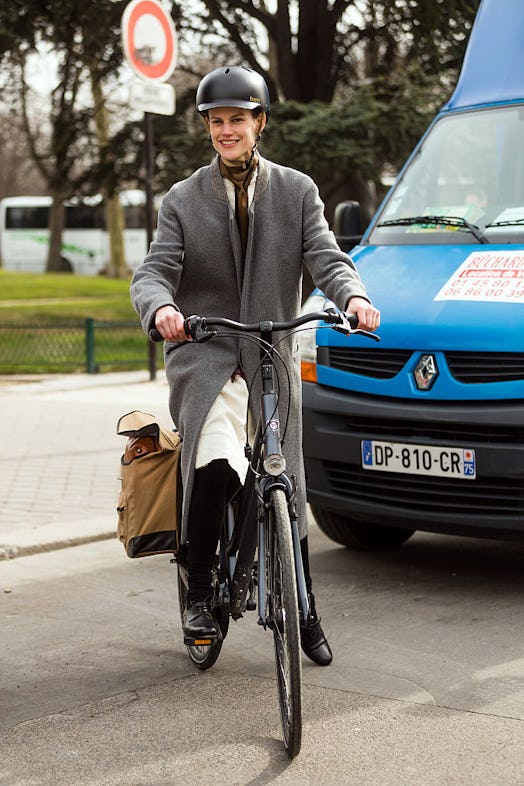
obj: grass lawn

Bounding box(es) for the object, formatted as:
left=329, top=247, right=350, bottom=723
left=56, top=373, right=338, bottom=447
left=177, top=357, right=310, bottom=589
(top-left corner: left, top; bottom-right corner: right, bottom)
left=0, top=271, right=156, bottom=373
left=0, top=270, right=137, bottom=323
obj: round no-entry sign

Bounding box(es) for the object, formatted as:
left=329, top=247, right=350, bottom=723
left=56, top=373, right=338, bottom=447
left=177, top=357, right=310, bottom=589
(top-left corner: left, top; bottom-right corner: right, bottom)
left=122, top=0, right=177, bottom=83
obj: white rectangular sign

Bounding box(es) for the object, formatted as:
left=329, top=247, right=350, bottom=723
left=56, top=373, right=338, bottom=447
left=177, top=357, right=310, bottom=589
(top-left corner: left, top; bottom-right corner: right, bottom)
left=129, top=80, right=175, bottom=116
left=434, top=250, right=524, bottom=303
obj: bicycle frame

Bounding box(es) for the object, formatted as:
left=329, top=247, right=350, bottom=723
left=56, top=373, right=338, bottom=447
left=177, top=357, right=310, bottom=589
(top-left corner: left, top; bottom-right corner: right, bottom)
left=150, top=309, right=377, bottom=626
left=221, top=323, right=310, bottom=626
left=259, top=322, right=309, bottom=625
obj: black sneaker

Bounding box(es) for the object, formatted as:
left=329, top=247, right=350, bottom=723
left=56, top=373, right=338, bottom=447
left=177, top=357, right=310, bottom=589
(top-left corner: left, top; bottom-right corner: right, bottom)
left=300, top=616, right=333, bottom=666
left=182, top=601, right=219, bottom=644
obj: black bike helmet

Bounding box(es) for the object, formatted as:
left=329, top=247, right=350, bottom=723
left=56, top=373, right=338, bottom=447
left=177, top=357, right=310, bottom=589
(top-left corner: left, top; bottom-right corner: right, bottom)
left=196, top=65, right=270, bottom=116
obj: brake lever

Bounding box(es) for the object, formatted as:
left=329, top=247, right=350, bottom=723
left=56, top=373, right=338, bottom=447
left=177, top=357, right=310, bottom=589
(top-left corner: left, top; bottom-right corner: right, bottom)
left=327, top=309, right=381, bottom=342
left=351, top=327, right=381, bottom=342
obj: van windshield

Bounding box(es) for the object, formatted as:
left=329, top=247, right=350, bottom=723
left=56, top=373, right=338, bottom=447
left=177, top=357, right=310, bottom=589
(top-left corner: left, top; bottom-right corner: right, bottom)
left=369, top=104, right=524, bottom=245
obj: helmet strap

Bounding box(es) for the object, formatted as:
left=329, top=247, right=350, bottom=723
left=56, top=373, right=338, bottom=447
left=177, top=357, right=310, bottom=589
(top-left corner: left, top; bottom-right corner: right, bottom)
left=243, top=142, right=258, bottom=170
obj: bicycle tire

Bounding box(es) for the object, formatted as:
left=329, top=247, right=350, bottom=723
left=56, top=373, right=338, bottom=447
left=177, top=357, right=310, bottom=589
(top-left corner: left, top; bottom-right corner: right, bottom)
left=176, top=562, right=229, bottom=671
left=268, top=488, right=302, bottom=758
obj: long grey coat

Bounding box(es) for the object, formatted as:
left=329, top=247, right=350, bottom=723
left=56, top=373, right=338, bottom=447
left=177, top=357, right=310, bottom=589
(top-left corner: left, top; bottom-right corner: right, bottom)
left=130, top=154, right=369, bottom=540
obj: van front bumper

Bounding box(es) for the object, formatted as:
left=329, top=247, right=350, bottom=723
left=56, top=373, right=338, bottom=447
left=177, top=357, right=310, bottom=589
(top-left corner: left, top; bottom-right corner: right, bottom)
left=302, top=382, right=524, bottom=539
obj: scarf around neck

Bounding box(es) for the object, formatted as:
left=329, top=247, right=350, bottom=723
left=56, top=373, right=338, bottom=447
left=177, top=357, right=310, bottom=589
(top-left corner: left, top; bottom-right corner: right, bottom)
left=219, top=153, right=258, bottom=260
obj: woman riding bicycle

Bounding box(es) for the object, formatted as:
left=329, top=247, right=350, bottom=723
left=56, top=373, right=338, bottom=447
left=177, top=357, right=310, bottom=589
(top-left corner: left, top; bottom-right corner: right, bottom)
left=130, top=64, right=380, bottom=666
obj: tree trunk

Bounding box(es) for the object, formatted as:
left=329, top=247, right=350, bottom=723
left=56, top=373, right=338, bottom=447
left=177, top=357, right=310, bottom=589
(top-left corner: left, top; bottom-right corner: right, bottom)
left=104, top=193, right=127, bottom=278
left=90, top=63, right=128, bottom=278
left=46, top=194, right=69, bottom=272
left=295, top=2, right=339, bottom=101
left=319, top=173, right=378, bottom=229
left=267, top=1, right=346, bottom=101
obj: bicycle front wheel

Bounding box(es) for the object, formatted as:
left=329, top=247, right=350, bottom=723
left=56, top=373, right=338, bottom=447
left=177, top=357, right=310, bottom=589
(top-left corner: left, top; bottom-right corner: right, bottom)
left=268, top=488, right=302, bottom=758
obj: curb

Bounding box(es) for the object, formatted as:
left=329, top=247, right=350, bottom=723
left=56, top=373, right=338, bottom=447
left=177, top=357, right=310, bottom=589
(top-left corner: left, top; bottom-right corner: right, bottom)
left=0, top=514, right=119, bottom=561
left=0, top=370, right=167, bottom=395
left=0, top=531, right=116, bottom=561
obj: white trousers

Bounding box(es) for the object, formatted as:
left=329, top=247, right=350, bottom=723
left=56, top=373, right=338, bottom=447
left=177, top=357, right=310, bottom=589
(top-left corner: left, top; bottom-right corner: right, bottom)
left=195, top=375, right=252, bottom=484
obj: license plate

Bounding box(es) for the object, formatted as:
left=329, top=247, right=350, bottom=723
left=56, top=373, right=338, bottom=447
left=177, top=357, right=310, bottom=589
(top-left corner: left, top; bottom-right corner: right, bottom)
left=361, top=440, right=476, bottom=479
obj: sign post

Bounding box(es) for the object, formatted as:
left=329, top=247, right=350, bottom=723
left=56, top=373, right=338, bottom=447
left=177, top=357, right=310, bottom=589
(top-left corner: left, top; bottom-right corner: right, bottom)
left=121, top=0, right=177, bottom=379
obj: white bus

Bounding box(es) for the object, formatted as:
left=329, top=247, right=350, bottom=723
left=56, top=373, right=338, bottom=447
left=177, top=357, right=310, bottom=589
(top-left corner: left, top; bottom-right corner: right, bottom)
left=0, top=190, right=158, bottom=275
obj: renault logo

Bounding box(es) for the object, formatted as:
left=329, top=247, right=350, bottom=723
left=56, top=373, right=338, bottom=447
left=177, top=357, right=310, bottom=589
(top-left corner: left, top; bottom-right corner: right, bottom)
left=414, top=354, right=438, bottom=390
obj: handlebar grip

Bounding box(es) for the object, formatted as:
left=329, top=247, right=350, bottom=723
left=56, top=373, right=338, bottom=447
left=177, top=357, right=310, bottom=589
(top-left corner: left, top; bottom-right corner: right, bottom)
left=347, top=312, right=358, bottom=330
left=149, top=318, right=194, bottom=342
left=149, top=328, right=163, bottom=342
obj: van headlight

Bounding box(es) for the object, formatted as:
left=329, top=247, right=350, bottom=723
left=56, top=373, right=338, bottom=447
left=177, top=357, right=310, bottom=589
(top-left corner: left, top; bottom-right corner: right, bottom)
left=297, top=293, right=326, bottom=383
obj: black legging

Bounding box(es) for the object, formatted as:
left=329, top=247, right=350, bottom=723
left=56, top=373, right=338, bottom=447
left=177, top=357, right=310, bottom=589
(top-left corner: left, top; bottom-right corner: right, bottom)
left=187, top=458, right=312, bottom=604
left=187, top=459, right=240, bottom=603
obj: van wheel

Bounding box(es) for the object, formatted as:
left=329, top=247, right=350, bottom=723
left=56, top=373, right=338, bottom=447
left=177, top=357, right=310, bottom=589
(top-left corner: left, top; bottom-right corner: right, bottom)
left=311, top=505, right=414, bottom=550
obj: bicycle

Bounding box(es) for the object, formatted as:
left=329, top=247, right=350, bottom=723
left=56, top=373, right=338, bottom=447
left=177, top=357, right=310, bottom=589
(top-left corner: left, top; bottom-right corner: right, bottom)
left=151, top=306, right=379, bottom=758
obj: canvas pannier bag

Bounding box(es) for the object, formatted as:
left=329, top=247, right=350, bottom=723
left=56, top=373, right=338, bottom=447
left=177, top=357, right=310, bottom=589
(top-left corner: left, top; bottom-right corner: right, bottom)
left=116, top=410, right=181, bottom=558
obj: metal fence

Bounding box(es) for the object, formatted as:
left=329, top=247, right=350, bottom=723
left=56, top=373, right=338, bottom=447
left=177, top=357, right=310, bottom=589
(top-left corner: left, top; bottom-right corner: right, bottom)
left=0, top=319, right=160, bottom=376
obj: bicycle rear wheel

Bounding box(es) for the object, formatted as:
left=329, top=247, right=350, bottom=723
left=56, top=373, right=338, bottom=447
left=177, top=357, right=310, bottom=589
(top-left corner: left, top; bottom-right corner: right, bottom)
left=177, top=561, right=229, bottom=671
left=268, top=488, right=302, bottom=758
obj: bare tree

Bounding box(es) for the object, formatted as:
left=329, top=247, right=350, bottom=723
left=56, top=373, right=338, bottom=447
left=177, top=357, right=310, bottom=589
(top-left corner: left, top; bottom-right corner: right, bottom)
left=171, top=0, right=480, bottom=101
left=14, top=47, right=96, bottom=271
left=163, top=0, right=479, bottom=226
left=0, top=109, right=46, bottom=198
left=0, top=0, right=130, bottom=275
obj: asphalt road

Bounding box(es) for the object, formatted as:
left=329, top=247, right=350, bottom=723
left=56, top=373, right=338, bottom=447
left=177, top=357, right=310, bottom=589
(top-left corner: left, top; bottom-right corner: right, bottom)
left=1, top=372, right=523, bottom=785
left=2, top=527, right=524, bottom=785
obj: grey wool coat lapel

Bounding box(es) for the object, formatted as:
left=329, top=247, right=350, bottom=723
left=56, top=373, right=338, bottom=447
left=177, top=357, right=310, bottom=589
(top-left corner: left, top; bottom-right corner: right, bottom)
left=131, top=154, right=370, bottom=542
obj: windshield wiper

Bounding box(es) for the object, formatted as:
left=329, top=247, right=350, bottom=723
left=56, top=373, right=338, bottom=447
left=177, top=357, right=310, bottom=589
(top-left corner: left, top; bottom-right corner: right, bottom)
left=486, top=218, right=524, bottom=227
left=378, top=215, right=490, bottom=244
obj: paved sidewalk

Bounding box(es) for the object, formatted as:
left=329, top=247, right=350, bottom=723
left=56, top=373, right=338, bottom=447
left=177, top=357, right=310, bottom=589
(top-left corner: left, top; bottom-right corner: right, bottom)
left=0, top=371, right=172, bottom=559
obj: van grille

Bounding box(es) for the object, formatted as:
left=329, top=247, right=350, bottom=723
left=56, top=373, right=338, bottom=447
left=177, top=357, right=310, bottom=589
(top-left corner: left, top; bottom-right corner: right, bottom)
left=322, top=348, right=524, bottom=384
left=337, top=414, right=523, bottom=444
left=324, top=461, right=524, bottom=515
left=323, top=347, right=411, bottom=378
left=445, top=352, right=524, bottom=383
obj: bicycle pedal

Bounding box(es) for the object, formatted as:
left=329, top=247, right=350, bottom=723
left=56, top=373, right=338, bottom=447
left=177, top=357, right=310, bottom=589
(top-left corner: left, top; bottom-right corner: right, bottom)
left=230, top=563, right=252, bottom=616
left=184, top=634, right=218, bottom=646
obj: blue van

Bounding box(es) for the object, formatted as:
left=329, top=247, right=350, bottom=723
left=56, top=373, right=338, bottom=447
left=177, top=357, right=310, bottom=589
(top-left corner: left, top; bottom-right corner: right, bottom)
left=301, top=0, right=524, bottom=549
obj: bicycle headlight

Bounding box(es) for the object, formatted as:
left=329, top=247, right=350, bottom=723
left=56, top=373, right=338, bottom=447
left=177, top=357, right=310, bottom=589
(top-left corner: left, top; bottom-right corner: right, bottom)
left=263, top=453, right=287, bottom=476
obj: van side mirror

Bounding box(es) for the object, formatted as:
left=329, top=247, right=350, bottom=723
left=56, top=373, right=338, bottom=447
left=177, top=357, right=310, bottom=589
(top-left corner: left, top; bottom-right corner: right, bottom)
left=333, top=201, right=362, bottom=251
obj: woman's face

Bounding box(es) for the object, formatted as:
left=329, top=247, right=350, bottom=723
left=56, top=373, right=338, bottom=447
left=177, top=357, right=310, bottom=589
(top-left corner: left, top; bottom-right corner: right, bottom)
left=206, top=107, right=265, bottom=164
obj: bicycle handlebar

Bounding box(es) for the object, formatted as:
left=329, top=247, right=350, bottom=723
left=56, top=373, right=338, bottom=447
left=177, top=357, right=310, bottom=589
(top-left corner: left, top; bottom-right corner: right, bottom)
left=149, top=309, right=380, bottom=343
